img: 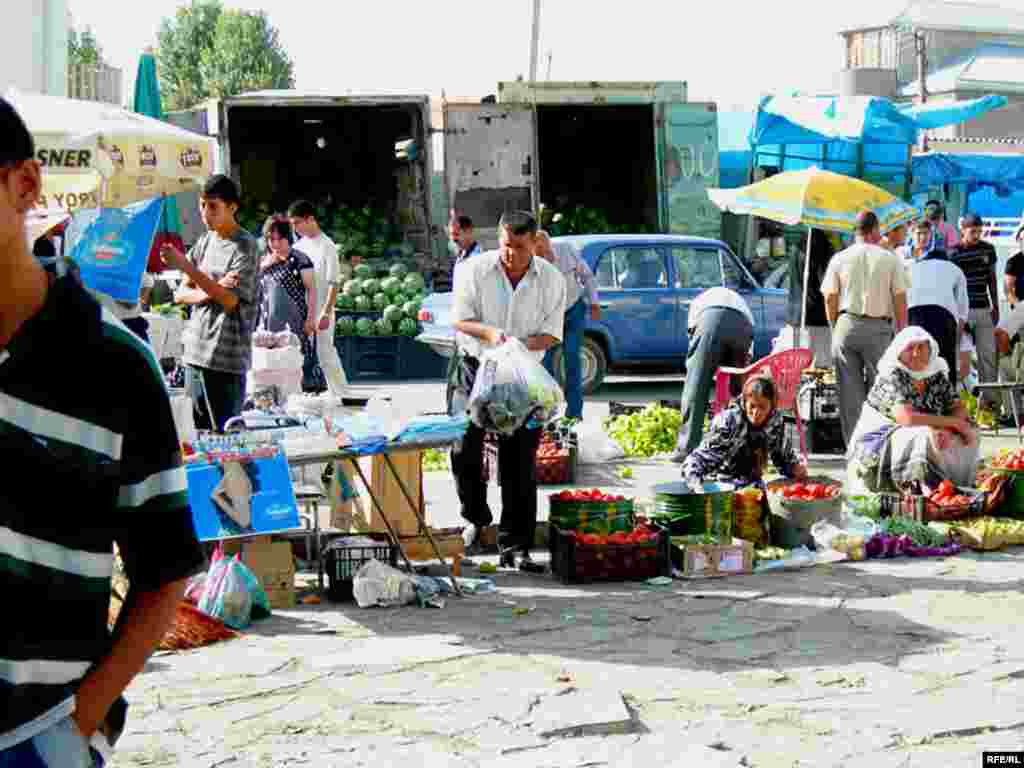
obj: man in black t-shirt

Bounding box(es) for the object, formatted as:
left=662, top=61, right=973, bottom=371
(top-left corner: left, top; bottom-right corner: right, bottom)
left=0, top=98, right=204, bottom=766
left=1005, top=220, right=1024, bottom=308
left=951, top=213, right=999, bottom=410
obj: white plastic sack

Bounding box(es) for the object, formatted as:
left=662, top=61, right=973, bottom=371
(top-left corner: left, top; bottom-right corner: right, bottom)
left=248, top=368, right=303, bottom=404
left=467, top=338, right=565, bottom=435
left=575, top=420, right=625, bottom=464
left=251, top=343, right=303, bottom=372
left=352, top=559, right=416, bottom=608
left=169, top=393, right=196, bottom=444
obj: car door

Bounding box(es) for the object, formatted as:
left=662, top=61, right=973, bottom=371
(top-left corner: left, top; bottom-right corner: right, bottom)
left=669, top=244, right=727, bottom=348
left=593, top=245, right=677, bottom=360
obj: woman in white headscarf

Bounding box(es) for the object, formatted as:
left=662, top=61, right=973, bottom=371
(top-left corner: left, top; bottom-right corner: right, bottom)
left=848, top=326, right=978, bottom=494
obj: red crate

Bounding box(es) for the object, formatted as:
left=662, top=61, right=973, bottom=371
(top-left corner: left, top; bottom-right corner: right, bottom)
left=548, top=523, right=670, bottom=584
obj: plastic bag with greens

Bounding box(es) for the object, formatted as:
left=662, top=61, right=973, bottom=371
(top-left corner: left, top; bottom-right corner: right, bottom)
left=467, top=339, right=565, bottom=435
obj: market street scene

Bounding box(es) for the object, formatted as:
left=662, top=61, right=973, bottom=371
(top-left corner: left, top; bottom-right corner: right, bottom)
left=5, top=0, right=1024, bottom=767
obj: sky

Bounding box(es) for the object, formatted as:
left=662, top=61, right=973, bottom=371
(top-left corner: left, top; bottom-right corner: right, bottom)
left=67, top=0, right=942, bottom=112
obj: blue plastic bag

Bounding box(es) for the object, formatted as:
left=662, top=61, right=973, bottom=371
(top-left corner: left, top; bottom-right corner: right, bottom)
left=233, top=558, right=272, bottom=620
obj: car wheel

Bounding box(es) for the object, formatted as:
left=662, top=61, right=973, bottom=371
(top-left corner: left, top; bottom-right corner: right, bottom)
left=581, top=336, right=607, bottom=395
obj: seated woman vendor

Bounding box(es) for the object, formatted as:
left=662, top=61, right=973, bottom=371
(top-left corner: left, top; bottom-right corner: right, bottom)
left=848, top=327, right=978, bottom=494
left=682, top=375, right=807, bottom=488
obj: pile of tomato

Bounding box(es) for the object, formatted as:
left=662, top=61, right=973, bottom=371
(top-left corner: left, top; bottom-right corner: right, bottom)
left=552, top=489, right=628, bottom=503
left=775, top=482, right=841, bottom=501
left=538, top=439, right=567, bottom=459
left=573, top=522, right=660, bottom=546
left=992, top=448, right=1024, bottom=471
left=928, top=479, right=973, bottom=508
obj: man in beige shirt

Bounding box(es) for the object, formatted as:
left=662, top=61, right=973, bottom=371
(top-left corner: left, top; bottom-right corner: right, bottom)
left=822, top=210, right=909, bottom=443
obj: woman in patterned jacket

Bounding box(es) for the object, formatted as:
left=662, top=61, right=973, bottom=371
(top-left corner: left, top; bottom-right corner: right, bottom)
left=682, top=374, right=807, bottom=488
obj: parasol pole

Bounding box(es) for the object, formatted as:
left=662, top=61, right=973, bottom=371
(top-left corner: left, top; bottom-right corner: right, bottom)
left=800, top=224, right=812, bottom=342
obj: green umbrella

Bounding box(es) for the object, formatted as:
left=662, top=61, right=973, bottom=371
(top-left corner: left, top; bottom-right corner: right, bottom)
left=132, top=47, right=181, bottom=235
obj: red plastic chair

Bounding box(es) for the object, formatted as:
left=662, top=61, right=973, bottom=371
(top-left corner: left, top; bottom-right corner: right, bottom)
left=711, top=347, right=814, bottom=457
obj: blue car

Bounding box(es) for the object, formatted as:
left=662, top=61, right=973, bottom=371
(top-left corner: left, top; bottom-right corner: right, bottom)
left=416, top=234, right=788, bottom=393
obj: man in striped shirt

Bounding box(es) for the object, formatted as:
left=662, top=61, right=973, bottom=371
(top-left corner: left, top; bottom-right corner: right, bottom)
left=951, top=213, right=1000, bottom=411
left=0, top=99, right=204, bottom=766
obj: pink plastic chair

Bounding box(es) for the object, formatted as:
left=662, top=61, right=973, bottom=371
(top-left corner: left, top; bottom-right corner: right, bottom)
left=711, top=347, right=814, bottom=457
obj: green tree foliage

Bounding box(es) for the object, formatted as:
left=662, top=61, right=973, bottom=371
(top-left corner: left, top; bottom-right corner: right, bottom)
left=156, top=1, right=293, bottom=112
left=68, top=26, right=105, bottom=68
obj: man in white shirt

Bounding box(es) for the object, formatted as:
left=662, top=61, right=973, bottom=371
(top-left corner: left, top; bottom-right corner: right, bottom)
left=822, top=211, right=909, bottom=443
left=449, top=211, right=566, bottom=570
left=671, top=286, right=755, bottom=462
left=535, top=231, right=600, bottom=419
left=908, top=248, right=969, bottom=384
left=289, top=200, right=348, bottom=396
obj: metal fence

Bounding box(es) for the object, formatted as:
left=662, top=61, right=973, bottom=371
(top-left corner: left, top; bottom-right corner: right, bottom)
left=67, top=63, right=123, bottom=105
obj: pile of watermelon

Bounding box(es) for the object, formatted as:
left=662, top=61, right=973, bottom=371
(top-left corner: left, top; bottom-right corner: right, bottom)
left=335, top=261, right=426, bottom=338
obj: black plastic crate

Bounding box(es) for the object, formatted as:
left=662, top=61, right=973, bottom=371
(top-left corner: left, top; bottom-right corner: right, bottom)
left=399, top=337, right=449, bottom=379
left=548, top=522, right=670, bottom=584
left=324, top=533, right=398, bottom=602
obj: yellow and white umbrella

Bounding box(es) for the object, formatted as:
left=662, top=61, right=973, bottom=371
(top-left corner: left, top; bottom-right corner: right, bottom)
left=5, top=88, right=215, bottom=213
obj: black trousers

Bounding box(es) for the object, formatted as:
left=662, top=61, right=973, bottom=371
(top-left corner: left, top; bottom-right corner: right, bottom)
left=191, top=366, right=246, bottom=433
left=908, top=305, right=958, bottom=385
left=447, top=352, right=543, bottom=553
left=676, top=307, right=754, bottom=455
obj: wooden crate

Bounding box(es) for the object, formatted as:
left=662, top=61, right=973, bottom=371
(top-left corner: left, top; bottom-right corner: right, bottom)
left=399, top=528, right=465, bottom=562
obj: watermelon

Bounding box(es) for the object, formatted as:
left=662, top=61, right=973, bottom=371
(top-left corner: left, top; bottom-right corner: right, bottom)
left=355, top=317, right=373, bottom=336
left=380, top=276, right=400, bottom=297
left=336, top=293, right=354, bottom=311
left=382, top=305, right=404, bottom=326
left=402, top=300, right=421, bottom=319
left=375, top=318, right=393, bottom=336
left=354, top=263, right=373, bottom=280
left=389, top=262, right=409, bottom=280
left=354, top=294, right=371, bottom=311
left=398, top=317, right=418, bottom=336
left=361, top=278, right=379, bottom=296
left=372, top=292, right=389, bottom=310
left=403, top=273, right=425, bottom=294
left=335, top=316, right=355, bottom=336
left=343, top=279, right=362, bottom=297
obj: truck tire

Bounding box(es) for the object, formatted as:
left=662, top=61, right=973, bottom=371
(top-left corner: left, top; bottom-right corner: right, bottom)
left=581, top=336, right=607, bottom=395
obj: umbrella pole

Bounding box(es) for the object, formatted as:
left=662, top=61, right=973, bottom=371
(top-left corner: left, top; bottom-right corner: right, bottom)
left=800, top=225, right=812, bottom=341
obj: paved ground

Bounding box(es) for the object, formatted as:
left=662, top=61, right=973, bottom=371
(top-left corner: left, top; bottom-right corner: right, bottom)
left=110, top=378, right=1024, bottom=768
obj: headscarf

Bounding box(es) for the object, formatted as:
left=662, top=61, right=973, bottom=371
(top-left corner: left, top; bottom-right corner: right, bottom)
left=878, top=326, right=949, bottom=381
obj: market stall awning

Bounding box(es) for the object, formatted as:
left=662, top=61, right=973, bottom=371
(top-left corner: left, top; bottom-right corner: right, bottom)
left=5, top=87, right=216, bottom=212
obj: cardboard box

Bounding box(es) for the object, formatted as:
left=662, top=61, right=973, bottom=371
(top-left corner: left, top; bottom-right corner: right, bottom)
left=367, top=452, right=424, bottom=537
left=676, top=538, right=754, bottom=579
left=223, top=536, right=297, bottom=609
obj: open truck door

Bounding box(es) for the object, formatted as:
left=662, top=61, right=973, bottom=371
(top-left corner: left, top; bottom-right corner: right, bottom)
left=443, top=102, right=535, bottom=251
left=657, top=102, right=721, bottom=240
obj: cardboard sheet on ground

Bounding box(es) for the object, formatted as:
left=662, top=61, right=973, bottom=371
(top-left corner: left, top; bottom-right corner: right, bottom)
left=186, top=452, right=301, bottom=541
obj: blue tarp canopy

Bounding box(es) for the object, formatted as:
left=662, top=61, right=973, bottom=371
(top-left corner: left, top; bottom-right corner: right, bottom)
left=912, top=152, right=1024, bottom=219
left=717, top=93, right=1009, bottom=192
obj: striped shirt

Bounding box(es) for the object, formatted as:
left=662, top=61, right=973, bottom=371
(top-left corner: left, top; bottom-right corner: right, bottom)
left=0, top=276, right=204, bottom=746
left=950, top=240, right=997, bottom=310
left=181, top=229, right=260, bottom=374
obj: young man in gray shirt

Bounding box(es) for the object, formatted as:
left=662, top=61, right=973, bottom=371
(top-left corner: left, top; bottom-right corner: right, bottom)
left=161, top=175, right=259, bottom=431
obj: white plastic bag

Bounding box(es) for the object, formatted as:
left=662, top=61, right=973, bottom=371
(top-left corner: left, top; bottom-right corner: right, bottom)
left=467, top=338, right=565, bottom=435
left=352, top=559, right=416, bottom=608
left=575, top=420, right=625, bottom=464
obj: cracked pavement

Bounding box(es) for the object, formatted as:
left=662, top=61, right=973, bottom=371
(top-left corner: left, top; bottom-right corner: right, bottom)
left=111, top=548, right=1024, bottom=768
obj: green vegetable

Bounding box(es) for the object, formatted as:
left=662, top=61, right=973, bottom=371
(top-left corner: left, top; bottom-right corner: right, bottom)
left=362, top=278, right=380, bottom=296
left=372, top=293, right=389, bottom=311
left=354, top=295, right=371, bottom=311
left=336, top=293, right=354, bottom=311
left=374, top=318, right=393, bottom=336
left=881, top=517, right=946, bottom=548
left=389, top=262, right=409, bottom=280
left=402, top=299, right=421, bottom=319
left=382, top=305, right=404, bottom=326
left=422, top=448, right=448, bottom=472
left=398, top=317, right=418, bottom=336
left=335, top=316, right=355, bottom=336
left=403, top=272, right=425, bottom=294
left=604, top=405, right=682, bottom=458
left=343, top=279, right=362, bottom=297
left=355, top=317, right=373, bottom=336
left=380, top=276, right=401, bottom=297
left=353, top=263, right=373, bottom=280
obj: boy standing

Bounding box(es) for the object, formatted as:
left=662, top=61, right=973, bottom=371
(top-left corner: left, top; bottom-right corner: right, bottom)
left=161, top=175, right=259, bottom=431
left=288, top=200, right=348, bottom=396
left=0, top=98, right=204, bottom=767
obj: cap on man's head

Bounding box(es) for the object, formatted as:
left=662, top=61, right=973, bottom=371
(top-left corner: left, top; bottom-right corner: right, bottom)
left=201, top=174, right=240, bottom=205
left=0, top=97, right=35, bottom=168
left=961, top=213, right=983, bottom=228
left=854, top=210, right=879, bottom=235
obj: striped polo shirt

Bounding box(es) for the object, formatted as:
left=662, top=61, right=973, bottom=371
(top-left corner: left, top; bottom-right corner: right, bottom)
left=950, top=240, right=997, bottom=310
left=0, top=276, right=204, bottom=747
